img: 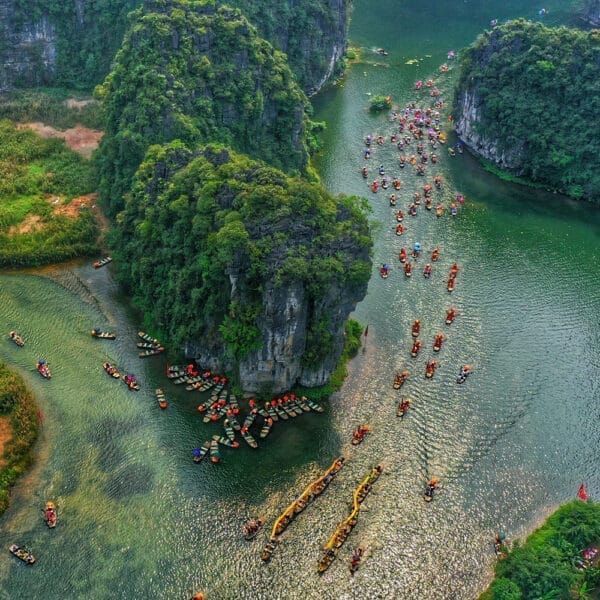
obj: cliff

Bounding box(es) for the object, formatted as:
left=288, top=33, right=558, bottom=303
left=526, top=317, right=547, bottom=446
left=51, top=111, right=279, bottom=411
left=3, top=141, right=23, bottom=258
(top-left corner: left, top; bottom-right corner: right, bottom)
left=95, top=0, right=310, bottom=216
left=0, top=0, right=138, bottom=91
left=581, top=0, right=600, bottom=26
left=112, top=143, right=372, bottom=394
left=454, top=20, right=600, bottom=202
left=0, top=0, right=347, bottom=95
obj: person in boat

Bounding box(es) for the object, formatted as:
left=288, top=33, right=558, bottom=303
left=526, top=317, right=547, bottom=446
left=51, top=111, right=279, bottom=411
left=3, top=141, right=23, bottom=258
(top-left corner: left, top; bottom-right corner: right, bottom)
left=371, top=181, right=379, bottom=193
left=425, top=198, right=433, bottom=210
left=425, top=360, right=438, bottom=376
left=450, top=203, right=458, bottom=216
left=423, top=264, right=432, bottom=278
left=431, top=154, right=438, bottom=163
left=389, top=194, right=397, bottom=206
left=424, top=478, right=439, bottom=501
left=393, top=177, right=401, bottom=190
left=396, top=223, right=405, bottom=236
left=413, top=192, right=421, bottom=203
left=433, top=333, right=444, bottom=350
left=396, top=210, right=404, bottom=222
left=365, top=134, right=372, bottom=146
left=450, top=263, right=459, bottom=276
left=404, top=262, right=412, bottom=276
left=399, top=399, right=411, bottom=413
left=361, top=166, right=368, bottom=178
left=431, top=247, right=440, bottom=261
left=411, top=340, right=422, bottom=355
left=412, top=320, right=420, bottom=336
left=381, top=177, right=389, bottom=189
left=399, top=248, right=407, bottom=263
left=423, top=184, right=432, bottom=197
left=364, top=147, right=371, bottom=159
left=409, top=204, right=417, bottom=217
left=378, top=164, right=385, bottom=176
left=446, top=307, right=456, bottom=323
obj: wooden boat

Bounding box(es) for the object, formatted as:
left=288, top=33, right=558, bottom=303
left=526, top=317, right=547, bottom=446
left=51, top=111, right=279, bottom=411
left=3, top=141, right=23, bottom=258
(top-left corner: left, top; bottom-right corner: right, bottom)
left=137, top=331, right=160, bottom=344
left=139, top=347, right=165, bottom=358
left=8, top=331, right=25, bottom=347
left=304, top=397, right=324, bottom=413
left=350, top=547, right=364, bottom=574
left=43, top=501, right=57, bottom=528
left=396, top=398, right=412, bottom=418
left=137, top=342, right=158, bottom=349
left=37, top=360, right=51, bottom=379
left=433, top=334, right=444, bottom=352
left=241, top=429, right=258, bottom=449
left=212, top=434, right=240, bottom=449
left=280, top=402, right=298, bottom=418
left=209, top=439, right=221, bottom=463
left=265, top=403, right=279, bottom=421
left=259, top=418, right=274, bottom=439
left=9, top=544, right=35, bottom=564
left=93, top=256, right=112, bottom=269
left=351, top=425, right=370, bottom=446
left=192, top=441, right=211, bottom=463
left=243, top=518, right=264, bottom=540
left=91, top=329, right=116, bottom=340
left=273, top=403, right=288, bottom=420
left=424, top=479, right=438, bottom=502
left=167, top=368, right=185, bottom=379
left=242, top=411, right=257, bottom=429
left=223, top=419, right=236, bottom=441
left=447, top=278, right=455, bottom=292
left=229, top=395, right=240, bottom=415
left=291, top=398, right=310, bottom=413
left=228, top=415, right=241, bottom=431
left=102, top=362, right=120, bottom=378
left=261, top=538, right=278, bottom=562
left=196, top=398, right=213, bottom=413
left=425, top=361, right=438, bottom=379
left=456, top=365, right=471, bottom=384
left=155, top=388, right=168, bottom=409
left=318, top=548, right=338, bottom=573
left=122, top=375, right=140, bottom=391
left=393, top=372, right=408, bottom=389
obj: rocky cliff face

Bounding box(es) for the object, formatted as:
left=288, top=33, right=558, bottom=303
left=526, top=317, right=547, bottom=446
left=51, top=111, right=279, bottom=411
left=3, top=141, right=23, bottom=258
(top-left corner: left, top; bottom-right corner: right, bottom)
left=582, top=0, right=600, bottom=26
left=454, top=88, right=526, bottom=173
left=0, top=2, right=56, bottom=91
left=0, top=0, right=347, bottom=94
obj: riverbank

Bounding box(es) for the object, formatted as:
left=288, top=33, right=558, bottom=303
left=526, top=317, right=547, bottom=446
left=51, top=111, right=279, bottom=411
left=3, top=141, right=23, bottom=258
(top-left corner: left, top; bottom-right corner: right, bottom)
left=480, top=499, right=600, bottom=599
left=0, top=361, right=40, bottom=515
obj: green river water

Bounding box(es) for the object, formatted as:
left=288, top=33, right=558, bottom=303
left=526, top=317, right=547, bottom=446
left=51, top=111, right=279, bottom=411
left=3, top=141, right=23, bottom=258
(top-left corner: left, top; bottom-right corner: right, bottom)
left=0, top=1, right=599, bottom=598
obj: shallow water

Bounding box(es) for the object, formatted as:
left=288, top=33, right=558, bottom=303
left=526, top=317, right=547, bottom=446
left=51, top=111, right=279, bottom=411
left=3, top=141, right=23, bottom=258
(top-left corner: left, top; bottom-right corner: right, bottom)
left=0, top=1, right=599, bottom=598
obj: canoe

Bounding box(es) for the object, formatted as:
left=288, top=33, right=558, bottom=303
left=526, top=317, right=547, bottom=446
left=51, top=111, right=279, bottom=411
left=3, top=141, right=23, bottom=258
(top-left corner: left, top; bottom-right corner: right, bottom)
left=8, top=331, right=25, bottom=347
left=93, top=256, right=112, bottom=269
left=229, top=395, right=240, bottom=414
left=44, top=501, right=57, bottom=528
left=193, top=441, right=211, bottom=463
left=9, top=545, right=35, bottom=564
left=37, top=362, right=51, bottom=379
left=304, top=398, right=324, bottom=413
left=396, top=398, right=412, bottom=418
left=209, top=439, right=221, bottom=463
left=172, top=376, right=188, bottom=385
left=137, top=342, right=159, bottom=349
left=155, top=388, right=168, bottom=409
left=265, top=404, right=279, bottom=421
left=228, top=415, right=241, bottom=431
left=295, top=399, right=311, bottom=413
left=273, top=404, right=288, bottom=420
left=261, top=538, right=278, bottom=562
left=280, top=402, right=298, bottom=418
left=259, top=418, right=274, bottom=439
left=137, top=331, right=160, bottom=344
left=242, top=411, right=257, bottom=430
left=243, top=519, right=264, bottom=541
left=139, top=347, right=165, bottom=358
left=102, top=362, right=120, bottom=379
left=122, top=375, right=140, bottom=391
left=91, top=330, right=116, bottom=340
left=241, top=430, right=258, bottom=449
left=212, top=434, right=240, bottom=449
left=167, top=368, right=185, bottom=379
left=351, top=426, right=370, bottom=446
left=196, top=398, right=213, bottom=413
left=223, top=419, right=236, bottom=441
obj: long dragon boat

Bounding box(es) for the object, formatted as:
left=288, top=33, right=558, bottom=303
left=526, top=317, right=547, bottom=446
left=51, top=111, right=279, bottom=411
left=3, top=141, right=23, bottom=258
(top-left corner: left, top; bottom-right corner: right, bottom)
left=261, top=456, right=345, bottom=562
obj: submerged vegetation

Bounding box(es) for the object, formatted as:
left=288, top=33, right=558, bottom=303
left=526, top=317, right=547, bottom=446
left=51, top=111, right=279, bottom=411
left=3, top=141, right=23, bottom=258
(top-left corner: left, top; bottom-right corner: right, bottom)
left=455, top=20, right=600, bottom=202
left=0, top=120, right=98, bottom=267
left=481, top=500, right=600, bottom=599
left=0, top=362, right=40, bottom=514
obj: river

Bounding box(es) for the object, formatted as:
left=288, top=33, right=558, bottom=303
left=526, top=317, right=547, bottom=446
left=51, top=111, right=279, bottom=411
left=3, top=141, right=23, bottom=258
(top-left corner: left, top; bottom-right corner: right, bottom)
left=0, top=1, right=599, bottom=599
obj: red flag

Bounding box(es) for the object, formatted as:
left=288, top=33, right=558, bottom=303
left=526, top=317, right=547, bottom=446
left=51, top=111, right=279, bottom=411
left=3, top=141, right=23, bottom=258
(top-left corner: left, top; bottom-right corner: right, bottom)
left=577, top=483, right=588, bottom=501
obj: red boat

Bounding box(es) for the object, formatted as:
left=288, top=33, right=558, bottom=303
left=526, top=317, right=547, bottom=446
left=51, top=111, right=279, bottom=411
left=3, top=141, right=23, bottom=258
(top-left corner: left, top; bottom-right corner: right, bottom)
left=433, top=333, right=444, bottom=352
left=410, top=340, right=422, bottom=357
left=411, top=320, right=420, bottom=337
left=446, top=308, right=457, bottom=324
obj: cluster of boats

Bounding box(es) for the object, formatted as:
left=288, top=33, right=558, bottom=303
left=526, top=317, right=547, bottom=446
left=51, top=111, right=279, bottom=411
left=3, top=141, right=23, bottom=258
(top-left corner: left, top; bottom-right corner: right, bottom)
left=137, top=331, right=165, bottom=357
left=102, top=362, right=141, bottom=390
left=261, top=457, right=345, bottom=562
left=317, top=465, right=383, bottom=573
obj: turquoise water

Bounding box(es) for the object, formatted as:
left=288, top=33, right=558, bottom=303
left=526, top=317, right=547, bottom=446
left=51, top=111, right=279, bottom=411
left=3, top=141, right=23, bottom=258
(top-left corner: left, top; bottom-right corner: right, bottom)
left=0, top=1, right=599, bottom=598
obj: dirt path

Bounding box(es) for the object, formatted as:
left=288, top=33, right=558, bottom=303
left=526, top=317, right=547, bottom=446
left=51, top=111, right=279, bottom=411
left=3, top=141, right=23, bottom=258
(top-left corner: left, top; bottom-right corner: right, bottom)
left=18, top=122, right=103, bottom=159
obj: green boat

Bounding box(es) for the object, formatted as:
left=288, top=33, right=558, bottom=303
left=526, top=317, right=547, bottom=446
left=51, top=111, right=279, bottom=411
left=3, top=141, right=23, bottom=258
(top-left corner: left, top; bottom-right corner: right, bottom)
left=241, top=429, right=258, bottom=449
left=223, top=419, right=236, bottom=441
left=259, top=418, right=274, bottom=439
left=209, top=440, right=221, bottom=463
left=304, top=397, right=324, bottom=413
left=212, top=434, right=239, bottom=448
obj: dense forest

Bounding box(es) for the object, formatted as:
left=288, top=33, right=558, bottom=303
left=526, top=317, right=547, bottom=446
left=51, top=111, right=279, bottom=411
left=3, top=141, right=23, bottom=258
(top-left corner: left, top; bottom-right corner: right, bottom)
left=110, top=142, right=371, bottom=388
left=95, top=0, right=310, bottom=217
left=454, top=20, right=600, bottom=203
left=481, top=500, right=600, bottom=599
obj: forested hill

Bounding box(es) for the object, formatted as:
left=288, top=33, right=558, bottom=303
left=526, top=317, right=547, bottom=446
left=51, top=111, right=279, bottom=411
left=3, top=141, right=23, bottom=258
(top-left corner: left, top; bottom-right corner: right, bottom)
left=454, top=20, right=600, bottom=203
left=111, top=143, right=372, bottom=393
left=0, top=0, right=348, bottom=94
left=95, top=0, right=309, bottom=216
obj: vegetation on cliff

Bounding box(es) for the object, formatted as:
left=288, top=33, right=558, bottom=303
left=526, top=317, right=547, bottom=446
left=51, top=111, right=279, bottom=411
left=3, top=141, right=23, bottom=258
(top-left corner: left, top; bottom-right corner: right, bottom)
left=95, top=0, right=309, bottom=217
left=0, top=119, right=98, bottom=267
left=481, top=500, right=600, bottom=600
left=0, top=361, right=40, bottom=514
left=110, top=142, right=371, bottom=372
left=455, top=20, right=600, bottom=202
